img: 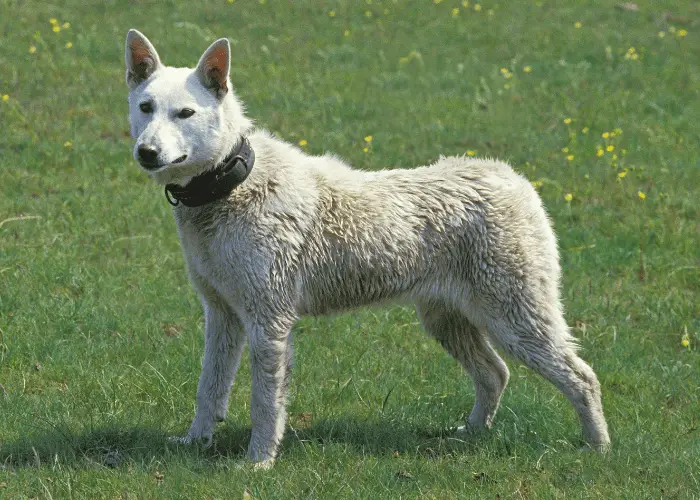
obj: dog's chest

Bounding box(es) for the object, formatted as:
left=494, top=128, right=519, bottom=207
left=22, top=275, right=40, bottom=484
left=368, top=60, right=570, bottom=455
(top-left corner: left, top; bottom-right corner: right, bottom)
left=174, top=207, right=249, bottom=297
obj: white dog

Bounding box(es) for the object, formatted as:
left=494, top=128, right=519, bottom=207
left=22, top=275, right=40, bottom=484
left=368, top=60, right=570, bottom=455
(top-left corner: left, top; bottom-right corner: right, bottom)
left=124, top=30, right=610, bottom=468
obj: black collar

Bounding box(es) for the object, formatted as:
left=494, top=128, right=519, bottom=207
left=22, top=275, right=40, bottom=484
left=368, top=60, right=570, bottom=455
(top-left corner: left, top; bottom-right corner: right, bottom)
left=164, top=136, right=255, bottom=208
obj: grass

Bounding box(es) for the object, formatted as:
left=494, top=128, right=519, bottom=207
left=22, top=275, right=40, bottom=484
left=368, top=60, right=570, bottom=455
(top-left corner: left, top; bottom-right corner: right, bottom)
left=1, top=0, right=698, bottom=497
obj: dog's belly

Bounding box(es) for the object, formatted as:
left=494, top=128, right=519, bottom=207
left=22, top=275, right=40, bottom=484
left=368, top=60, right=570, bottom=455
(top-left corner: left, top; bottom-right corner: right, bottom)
left=296, top=251, right=425, bottom=316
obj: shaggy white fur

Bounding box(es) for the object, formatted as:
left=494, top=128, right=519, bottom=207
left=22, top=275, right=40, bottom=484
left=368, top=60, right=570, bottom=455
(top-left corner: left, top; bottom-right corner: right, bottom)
left=125, top=30, right=611, bottom=467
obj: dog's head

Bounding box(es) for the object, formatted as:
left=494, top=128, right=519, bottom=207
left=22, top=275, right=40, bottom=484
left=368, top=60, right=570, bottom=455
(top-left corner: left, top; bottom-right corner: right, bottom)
left=125, top=30, right=251, bottom=185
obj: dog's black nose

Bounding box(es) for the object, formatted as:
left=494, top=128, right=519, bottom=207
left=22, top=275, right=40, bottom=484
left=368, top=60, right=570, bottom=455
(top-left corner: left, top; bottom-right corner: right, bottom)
left=137, top=146, right=159, bottom=166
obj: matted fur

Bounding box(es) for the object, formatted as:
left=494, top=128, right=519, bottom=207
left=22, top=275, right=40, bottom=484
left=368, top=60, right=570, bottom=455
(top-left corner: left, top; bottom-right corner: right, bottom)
left=125, top=30, right=610, bottom=467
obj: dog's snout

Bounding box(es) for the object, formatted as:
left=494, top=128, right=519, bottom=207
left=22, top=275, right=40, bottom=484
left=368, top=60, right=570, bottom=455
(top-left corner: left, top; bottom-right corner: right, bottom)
left=137, top=145, right=159, bottom=167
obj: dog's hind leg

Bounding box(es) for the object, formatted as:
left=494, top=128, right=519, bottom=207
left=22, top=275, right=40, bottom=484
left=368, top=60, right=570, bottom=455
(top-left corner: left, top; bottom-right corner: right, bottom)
left=485, top=309, right=611, bottom=452
left=416, top=301, right=510, bottom=429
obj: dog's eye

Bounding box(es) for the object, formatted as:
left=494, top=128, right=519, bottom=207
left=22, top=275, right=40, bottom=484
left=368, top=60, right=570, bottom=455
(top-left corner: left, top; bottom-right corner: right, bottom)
left=177, top=108, right=195, bottom=119
left=139, top=102, right=153, bottom=113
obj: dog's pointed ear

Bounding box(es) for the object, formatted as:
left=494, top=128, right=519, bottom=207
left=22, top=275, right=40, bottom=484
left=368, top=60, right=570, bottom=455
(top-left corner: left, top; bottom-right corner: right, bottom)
left=195, top=38, right=230, bottom=99
left=125, top=29, right=162, bottom=89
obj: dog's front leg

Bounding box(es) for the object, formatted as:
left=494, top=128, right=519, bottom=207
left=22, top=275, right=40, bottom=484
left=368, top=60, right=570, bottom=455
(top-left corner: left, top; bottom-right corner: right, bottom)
left=246, top=314, right=295, bottom=467
left=180, top=299, right=246, bottom=447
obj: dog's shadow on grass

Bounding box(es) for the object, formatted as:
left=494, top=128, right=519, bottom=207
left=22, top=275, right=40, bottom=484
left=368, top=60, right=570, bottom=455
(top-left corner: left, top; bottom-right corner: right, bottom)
left=0, top=417, right=497, bottom=469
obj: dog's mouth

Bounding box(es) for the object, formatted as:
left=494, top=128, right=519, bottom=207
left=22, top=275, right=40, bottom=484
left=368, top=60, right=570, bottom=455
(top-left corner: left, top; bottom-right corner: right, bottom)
left=139, top=154, right=188, bottom=170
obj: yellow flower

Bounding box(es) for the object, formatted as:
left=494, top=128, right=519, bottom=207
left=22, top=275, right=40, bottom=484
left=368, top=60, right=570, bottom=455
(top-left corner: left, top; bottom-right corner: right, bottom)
left=65, top=42, right=73, bottom=49
left=298, top=139, right=307, bottom=146
left=678, top=29, right=688, bottom=37
left=228, top=0, right=234, bottom=3
left=601, top=132, right=609, bottom=139
left=566, top=155, right=574, bottom=161
left=504, top=72, right=512, bottom=79
left=474, top=4, right=482, bottom=12
left=466, top=150, right=476, bottom=156
left=53, top=25, right=61, bottom=33
left=2, top=94, right=9, bottom=102
left=523, top=65, right=532, bottom=73
left=64, top=140, right=72, bottom=147
left=500, top=67, right=508, bottom=74
left=681, top=333, right=690, bottom=347
left=638, top=191, right=646, bottom=200
left=363, top=147, right=369, bottom=153
left=658, top=31, right=665, bottom=38
left=433, top=0, right=442, bottom=3
left=582, top=127, right=589, bottom=134
left=328, top=10, right=336, bottom=17
left=618, top=170, right=627, bottom=179
left=614, top=128, right=623, bottom=135
left=62, top=22, right=70, bottom=29
left=606, top=145, right=615, bottom=152
left=531, top=180, right=543, bottom=188
left=462, top=0, right=469, bottom=6
left=564, top=193, right=573, bottom=202
left=596, top=148, right=604, bottom=157
left=49, top=18, right=58, bottom=25
left=259, top=0, right=265, bottom=4
left=29, top=46, right=37, bottom=54
left=364, top=135, right=373, bottom=142
left=452, top=8, right=459, bottom=17
left=344, top=29, right=351, bottom=36
left=365, top=10, right=372, bottom=17
left=563, top=118, right=572, bottom=125
left=574, top=21, right=582, bottom=28
left=561, top=147, right=569, bottom=153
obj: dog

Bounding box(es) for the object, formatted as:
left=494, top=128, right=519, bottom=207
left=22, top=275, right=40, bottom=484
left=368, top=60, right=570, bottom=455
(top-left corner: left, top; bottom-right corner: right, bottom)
left=124, top=30, right=610, bottom=468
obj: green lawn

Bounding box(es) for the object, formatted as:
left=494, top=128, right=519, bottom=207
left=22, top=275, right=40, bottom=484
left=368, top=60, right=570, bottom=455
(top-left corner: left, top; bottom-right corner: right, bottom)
left=1, top=0, right=698, bottom=497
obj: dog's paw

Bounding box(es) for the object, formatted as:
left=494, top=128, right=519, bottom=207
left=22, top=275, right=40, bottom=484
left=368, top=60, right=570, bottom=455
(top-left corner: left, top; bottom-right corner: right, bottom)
left=252, top=459, right=275, bottom=471
left=579, top=442, right=611, bottom=454
left=168, top=432, right=213, bottom=448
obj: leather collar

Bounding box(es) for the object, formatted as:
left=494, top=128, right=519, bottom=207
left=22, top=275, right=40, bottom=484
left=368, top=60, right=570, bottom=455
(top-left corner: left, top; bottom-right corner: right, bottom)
left=164, top=136, right=255, bottom=208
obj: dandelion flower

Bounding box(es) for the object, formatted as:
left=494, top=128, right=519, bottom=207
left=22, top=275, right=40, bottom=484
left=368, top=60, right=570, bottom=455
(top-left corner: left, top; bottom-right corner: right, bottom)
left=228, top=0, right=234, bottom=3
left=678, top=29, right=688, bottom=37
left=364, top=135, right=373, bottom=142
left=344, top=30, right=351, bottom=36
left=658, top=31, right=665, bottom=38
left=582, top=127, right=589, bottom=134
left=606, top=145, right=615, bottom=152
left=328, top=10, right=335, bottom=17
left=561, top=147, right=569, bottom=153
left=452, top=8, right=459, bottom=17
left=462, top=0, right=469, bottom=6
left=53, top=25, right=61, bottom=33
left=618, top=170, right=627, bottom=179
left=363, top=147, right=369, bottom=153
left=29, top=46, right=37, bottom=54
left=601, top=132, right=610, bottom=139
left=474, top=4, right=482, bottom=12
left=466, top=150, right=476, bottom=156
left=566, top=155, right=574, bottom=161
left=365, top=10, right=372, bottom=17
left=49, top=18, right=58, bottom=25
left=65, top=42, right=73, bottom=49
left=2, top=94, right=9, bottom=101
left=298, top=139, right=307, bottom=146
left=64, top=141, right=72, bottom=147
left=638, top=191, right=646, bottom=200
left=681, top=334, right=690, bottom=347
left=523, top=65, right=532, bottom=73
left=596, top=148, right=604, bottom=157
left=574, top=21, right=582, bottom=28
left=564, top=193, right=573, bottom=202
left=500, top=68, right=508, bottom=74
left=563, top=118, right=572, bottom=125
